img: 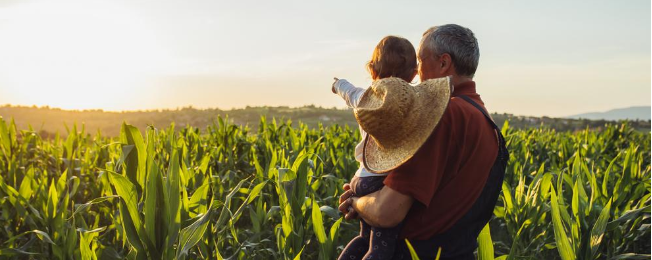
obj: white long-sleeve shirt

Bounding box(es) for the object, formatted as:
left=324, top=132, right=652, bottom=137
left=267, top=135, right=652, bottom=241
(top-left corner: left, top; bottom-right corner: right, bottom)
left=333, top=79, right=389, bottom=177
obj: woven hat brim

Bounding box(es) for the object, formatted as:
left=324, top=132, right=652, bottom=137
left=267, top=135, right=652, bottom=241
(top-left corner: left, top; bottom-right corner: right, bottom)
left=362, top=78, right=451, bottom=173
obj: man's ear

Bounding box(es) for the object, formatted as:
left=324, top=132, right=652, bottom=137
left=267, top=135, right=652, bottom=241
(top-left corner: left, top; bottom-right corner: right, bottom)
left=440, top=53, right=453, bottom=74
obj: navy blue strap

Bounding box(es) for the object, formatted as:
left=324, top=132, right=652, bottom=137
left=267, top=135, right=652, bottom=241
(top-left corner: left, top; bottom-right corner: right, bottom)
left=457, top=95, right=499, bottom=130
left=458, top=95, right=508, bottom=158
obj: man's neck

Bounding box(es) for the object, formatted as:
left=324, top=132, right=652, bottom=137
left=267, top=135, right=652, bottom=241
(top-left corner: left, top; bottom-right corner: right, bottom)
left=451, top=76, right=473, bottom=86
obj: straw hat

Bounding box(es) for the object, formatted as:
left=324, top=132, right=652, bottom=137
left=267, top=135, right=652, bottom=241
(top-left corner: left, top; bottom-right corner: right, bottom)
left=354, top=77, right=451, bottom=173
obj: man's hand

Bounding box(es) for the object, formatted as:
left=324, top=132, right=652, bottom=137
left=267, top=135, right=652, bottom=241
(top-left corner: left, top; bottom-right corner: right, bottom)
left=338, top=183, right=358, bottom=220
left=349, top=186, right=414, bottom=228
left=332, top=77, right=339, bottom=94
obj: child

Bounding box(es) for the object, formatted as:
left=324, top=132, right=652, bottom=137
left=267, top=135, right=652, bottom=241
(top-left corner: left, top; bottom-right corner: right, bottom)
left=332, top=35, right=417, bottom=260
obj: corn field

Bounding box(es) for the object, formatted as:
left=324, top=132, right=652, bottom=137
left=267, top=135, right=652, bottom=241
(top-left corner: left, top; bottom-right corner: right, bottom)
left=0, top=116, right=649, bottom=259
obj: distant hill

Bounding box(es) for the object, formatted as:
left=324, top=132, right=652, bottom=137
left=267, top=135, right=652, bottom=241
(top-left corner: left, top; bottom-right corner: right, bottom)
left=0, top=105, right=358, bottom=137
left=0, top=104, right=649, bottom=137
left=567, top=106, right=651, bottom=121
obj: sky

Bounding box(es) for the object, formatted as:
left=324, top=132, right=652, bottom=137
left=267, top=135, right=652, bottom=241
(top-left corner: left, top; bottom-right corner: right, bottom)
left=0, top=0, right=649, bottom=117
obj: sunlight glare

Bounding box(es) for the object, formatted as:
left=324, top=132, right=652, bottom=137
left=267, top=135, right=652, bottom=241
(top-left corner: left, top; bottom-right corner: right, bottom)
left=0, top=0, right=170, bottom=110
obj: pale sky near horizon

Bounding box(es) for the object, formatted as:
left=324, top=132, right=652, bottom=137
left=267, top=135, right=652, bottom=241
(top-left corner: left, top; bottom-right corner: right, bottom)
left=0, top=0, right=649, bottom=117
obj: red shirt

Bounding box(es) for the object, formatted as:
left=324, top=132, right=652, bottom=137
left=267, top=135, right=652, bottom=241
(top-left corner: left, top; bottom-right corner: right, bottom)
left=384, top=80, right=499, bottom=239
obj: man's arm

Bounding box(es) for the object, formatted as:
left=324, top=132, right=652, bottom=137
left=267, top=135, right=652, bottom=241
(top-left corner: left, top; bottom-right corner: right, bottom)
left=337, top=107, right=455, bottom=227
left=339, top=184, right=413, bottom=228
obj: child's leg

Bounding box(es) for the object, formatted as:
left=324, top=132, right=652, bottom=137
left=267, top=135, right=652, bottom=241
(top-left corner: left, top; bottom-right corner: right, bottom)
left=338, top=235, right=369, bottom=260
left=362, top=223, right=403, bottom=260
left=337, top=221, right=372, bottom=260
left=360, top=219, right=372, bottom=238
left=351, top=175, right=386, bottom=197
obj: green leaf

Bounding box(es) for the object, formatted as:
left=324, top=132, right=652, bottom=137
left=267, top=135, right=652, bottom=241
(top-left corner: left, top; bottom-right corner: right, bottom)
left=550, top=188, right=576, bottom=260
left=70, top=195, right=119, bottom=219
left=601, top=153, right=620, bottom=196
left=120, top=123, right=147, bottom=190
left=46, top=179, right=58, bottom=220
left=176, top=202, right=213, bottom=260
left=293, top=246, right=305, bottom=260
left=3, top=230, right=55, bottom=245
left=606, top=205, right=650, bottom=231
left=502, top=182, right=514, bottom=214
left=79, top=228, right=101, bottom=260
left=0, top=248, right=39, bottom=256
left=329, top=217, right=343, bottom=242
left=117, top=199, right=146, bottom=256
left=311, top=200, right=327, bottom=244
left=165, top=148, right=182, bottom=252
left=246, top=181, right=267, bottom=204
left=215, top=178, right=249, bottom=229
left=587, top=199, right=611, bottom=259
left=109, top=171, right=154, bottom=258
left=477, top=224, right=494, bottom=260
left=17, top=167, right=34, bottom=200
left=76, top=227, right=107, bottom=233
left=571, top=180, right=580, bottom=217
left=0, top=117, right=12, bottom=160
left=144, top=161, right=161, bottom=254
left=320, top=205, right=340, bottom=220
left=198, top=154, right=211, bottom=175
left=108, top=172, right=142, bottom=235
left=609, top=253, right=652, bottom=260
left=404, top=239, right=421, bottom=260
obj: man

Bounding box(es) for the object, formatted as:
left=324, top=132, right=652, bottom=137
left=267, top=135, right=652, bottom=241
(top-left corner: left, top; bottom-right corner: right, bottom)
left=338, top=24, right=509, bottom=259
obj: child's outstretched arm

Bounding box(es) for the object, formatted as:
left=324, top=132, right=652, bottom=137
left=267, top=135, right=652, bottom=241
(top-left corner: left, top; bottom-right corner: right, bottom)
left=332, top=77, right=366, bottom=108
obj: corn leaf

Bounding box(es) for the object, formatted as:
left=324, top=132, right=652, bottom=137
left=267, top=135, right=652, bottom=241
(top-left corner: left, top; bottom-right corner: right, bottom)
left=477, top=224, right=495, bottom=260
left=551, top=188, right=576, bottom=260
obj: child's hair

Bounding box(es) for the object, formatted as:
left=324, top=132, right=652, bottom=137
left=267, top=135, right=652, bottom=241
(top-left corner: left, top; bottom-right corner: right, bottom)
left=366, top=36, right=417, bottom=82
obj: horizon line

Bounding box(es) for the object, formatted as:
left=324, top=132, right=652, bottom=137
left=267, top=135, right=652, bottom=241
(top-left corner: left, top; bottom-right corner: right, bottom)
left=1, top=103, right=650, bottom=120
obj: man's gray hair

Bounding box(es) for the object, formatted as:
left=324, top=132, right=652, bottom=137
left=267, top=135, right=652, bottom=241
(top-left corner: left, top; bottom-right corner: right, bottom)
left=420, top=24, right=479, bottom=78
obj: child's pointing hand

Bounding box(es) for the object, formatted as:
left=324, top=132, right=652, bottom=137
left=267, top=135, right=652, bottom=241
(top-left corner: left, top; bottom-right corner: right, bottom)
left=332, top=77, right=339, bottom=94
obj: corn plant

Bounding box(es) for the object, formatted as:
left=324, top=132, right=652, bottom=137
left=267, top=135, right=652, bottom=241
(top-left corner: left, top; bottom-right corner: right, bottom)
left=0, top=116, right=649, bottom=260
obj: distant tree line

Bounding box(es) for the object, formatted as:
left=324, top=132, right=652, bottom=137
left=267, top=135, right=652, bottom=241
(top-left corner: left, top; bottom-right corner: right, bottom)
left=0, top=104, right=649, bottom=138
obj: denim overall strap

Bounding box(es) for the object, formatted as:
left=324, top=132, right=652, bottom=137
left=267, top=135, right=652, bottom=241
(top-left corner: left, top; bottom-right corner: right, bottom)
left=457, top=95, right=508, bottom=167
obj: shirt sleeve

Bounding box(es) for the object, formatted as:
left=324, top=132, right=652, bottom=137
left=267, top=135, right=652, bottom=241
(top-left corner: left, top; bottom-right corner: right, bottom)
left=333, top=79, right=366, bottom=108
left=383, top=108, right=455, bottom=207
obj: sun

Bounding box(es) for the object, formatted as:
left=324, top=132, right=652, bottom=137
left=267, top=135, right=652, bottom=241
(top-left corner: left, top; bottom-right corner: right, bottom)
left=0, top=1, right=170, bottom=111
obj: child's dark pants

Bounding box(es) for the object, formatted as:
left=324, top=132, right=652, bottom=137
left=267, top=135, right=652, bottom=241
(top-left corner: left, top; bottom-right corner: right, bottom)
left=338, top=175, right=402, bottom=260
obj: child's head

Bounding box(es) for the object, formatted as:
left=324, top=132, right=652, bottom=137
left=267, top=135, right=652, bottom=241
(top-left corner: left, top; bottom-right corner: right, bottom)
left=366, top=36, right=417, bottom=82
